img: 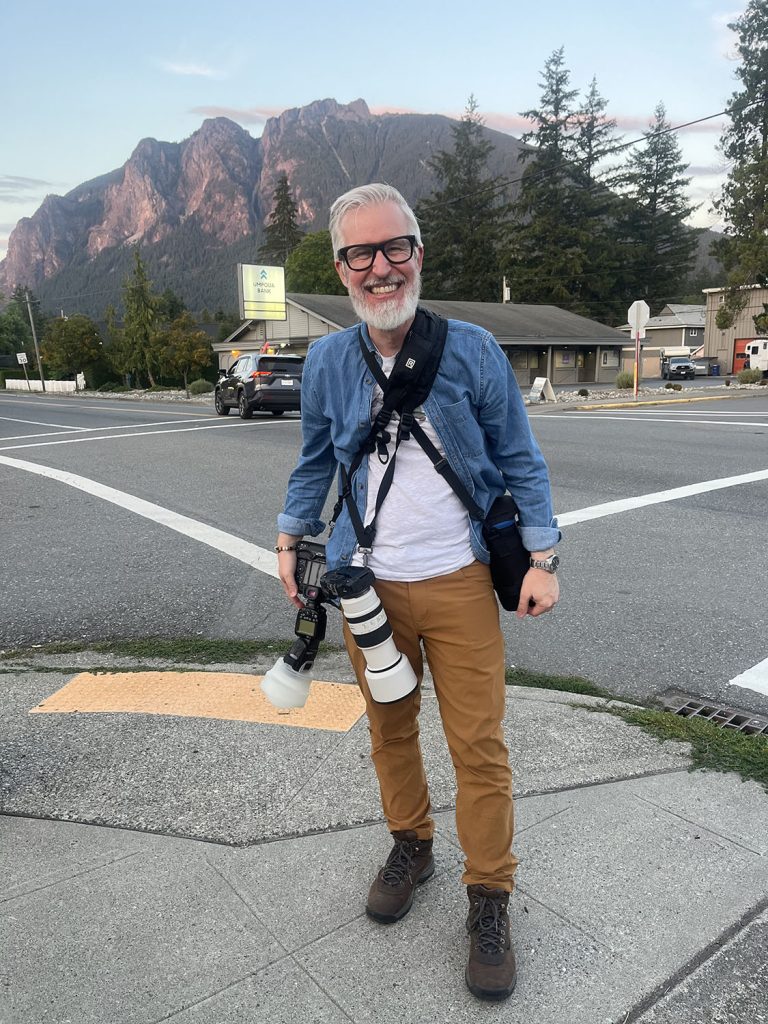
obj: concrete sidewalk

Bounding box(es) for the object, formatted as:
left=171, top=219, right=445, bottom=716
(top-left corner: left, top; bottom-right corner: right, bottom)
left=2, top=653, right=767, bottom=1023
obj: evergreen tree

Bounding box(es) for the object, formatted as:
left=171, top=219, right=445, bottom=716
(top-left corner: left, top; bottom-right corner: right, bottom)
left=616, top=102, right=698, bottom=310
left=712, top=0, right=768, bottom=329
left=416, top=96, right=510, bottom=302
left=285, top=231, right=346, bottom=295
left=505, top=49, right=595, bottom=313
left=258, top=173, right=304, bottom=266
left=156, top=288, right=186, bottom=323
left=122, top=248, right=159, bottom=387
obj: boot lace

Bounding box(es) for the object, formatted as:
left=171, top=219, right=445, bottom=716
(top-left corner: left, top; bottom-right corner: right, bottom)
left=469, top=893, right=508, bottom=955
left=380, top=839, right=417, bottom=887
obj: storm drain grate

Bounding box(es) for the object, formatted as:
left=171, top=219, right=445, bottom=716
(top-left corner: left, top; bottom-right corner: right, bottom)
left=662, top=692, right=768, bottom=737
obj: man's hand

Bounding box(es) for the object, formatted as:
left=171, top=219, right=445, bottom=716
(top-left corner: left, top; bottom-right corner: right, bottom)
left=276, top=533, right=304, bottom=609
left=516, top=551, right=560, bottom=618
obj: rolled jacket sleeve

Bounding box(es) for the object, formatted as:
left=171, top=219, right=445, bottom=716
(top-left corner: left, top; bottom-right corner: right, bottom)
left=480, top=336, right=560, bottom=550
left=277, top=352, right=339, bottom=538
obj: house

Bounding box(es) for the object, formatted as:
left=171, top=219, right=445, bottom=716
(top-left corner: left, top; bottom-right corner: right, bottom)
left=702, top=285, right=768, bottom=375
left=617, top=304, right=706, bottom=378
left=213, top=295, right=629, bottom=386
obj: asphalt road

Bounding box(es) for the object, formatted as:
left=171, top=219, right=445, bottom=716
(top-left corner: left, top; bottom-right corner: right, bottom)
left=1, top=389, right=767, bottom=716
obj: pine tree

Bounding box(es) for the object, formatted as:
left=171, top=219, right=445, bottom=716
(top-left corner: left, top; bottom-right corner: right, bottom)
left=505, top=49, right=595, bottom=313
left=416, top=96, right=510, bottom=302
left=712, top=0, right=768, bottom=329
left=122, top=248, right=159, bottom=387
left=616, top=102, right=698, bottom=310
left=258, top=173, right=304, bottom=266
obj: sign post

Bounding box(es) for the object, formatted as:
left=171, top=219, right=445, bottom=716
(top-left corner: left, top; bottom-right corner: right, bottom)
left=16, top=351, right=31, bottom=391
left=627, top=300, right=650, bottom=400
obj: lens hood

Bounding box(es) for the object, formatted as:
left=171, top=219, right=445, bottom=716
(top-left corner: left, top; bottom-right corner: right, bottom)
left=320, top=565, right=375, bottom=599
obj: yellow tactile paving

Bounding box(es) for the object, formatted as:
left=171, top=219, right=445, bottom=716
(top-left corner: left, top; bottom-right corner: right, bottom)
left=29, top=671, right=366, bottom=732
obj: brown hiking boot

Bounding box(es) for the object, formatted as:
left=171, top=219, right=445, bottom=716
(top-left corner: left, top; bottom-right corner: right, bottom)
left=465, top=885, right=517, bottom=1001
left=366, top=830, right=434, bottom=923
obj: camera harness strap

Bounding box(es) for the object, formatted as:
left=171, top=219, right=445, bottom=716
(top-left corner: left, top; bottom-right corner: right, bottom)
left=328, top=307, right=484, bottom=562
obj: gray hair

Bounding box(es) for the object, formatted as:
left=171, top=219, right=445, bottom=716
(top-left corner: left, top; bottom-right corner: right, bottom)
left=329, top=183, right=422, bottom=254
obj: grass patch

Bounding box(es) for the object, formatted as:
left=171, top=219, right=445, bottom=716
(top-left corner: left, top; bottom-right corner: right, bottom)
left=0, top=636, right=346, bottom=665
left=581, top=704, right=768, bottom=793
left=505, top=666, right=616, bottom=699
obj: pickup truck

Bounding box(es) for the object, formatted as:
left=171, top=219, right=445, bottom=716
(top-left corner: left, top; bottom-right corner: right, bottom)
left=661, top=357, right=696, bottom=380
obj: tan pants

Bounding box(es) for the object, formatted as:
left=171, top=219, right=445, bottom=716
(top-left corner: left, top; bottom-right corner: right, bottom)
left=343, top=560, right=517, bottom=891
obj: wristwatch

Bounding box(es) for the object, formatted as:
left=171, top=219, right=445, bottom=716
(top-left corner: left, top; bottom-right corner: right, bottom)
left=529, top=553, right=560, bottom=574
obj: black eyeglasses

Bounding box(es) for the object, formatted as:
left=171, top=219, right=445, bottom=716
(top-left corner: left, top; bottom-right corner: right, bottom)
left=336, top=235, right=417, bottom=272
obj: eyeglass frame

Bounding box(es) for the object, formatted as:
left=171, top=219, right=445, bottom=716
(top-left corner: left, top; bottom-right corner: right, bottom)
left=335, top=234, right=418, bottom=272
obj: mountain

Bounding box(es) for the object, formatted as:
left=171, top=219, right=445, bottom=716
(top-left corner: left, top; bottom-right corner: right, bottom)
left=0, top=99, right=528, bottom=316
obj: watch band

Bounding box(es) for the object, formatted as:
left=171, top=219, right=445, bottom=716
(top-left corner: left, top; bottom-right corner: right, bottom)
left=529, top=554, right=559, bottom=574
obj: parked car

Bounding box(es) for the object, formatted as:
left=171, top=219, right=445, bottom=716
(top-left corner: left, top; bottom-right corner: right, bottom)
left=214, top=353, right=303, bottom=418
left=661, top=356, right=696, bottom=380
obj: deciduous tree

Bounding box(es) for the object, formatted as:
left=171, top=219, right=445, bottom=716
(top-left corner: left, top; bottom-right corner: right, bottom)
left=156, top=312, right=213, bottom=397
left=41, top=315, right=103, bottom=379
left=285, top=230, right=346, bottom=295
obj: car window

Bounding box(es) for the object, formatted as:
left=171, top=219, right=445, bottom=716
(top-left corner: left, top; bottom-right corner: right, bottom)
left=257, top=357, right=303, bottom=374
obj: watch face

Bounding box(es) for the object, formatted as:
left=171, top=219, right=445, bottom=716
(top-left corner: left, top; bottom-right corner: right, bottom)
left=550, top=554, right=560, bottom=572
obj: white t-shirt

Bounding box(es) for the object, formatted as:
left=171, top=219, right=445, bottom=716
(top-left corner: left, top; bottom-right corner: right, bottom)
left=350, top=354, right=474, bottom=581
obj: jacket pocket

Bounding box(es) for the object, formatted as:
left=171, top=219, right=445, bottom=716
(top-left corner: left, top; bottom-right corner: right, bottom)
left=439, top=396, right=484, bottom=458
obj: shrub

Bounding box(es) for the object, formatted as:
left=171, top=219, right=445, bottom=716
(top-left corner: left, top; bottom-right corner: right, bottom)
left=760, top=378, right=768, bottom=386
left=664, top=381, right=683, bottom=391
left=616, top=371, right=634, bottom=389
left=147, top=384, right=177, bottom=392
left=724, top=379, right=731, bottom=386
left=738, top=368, right=763, bottom=384
left=189, top=378, right=214, bottom=395
left=577, top=388, right=589, bottom=398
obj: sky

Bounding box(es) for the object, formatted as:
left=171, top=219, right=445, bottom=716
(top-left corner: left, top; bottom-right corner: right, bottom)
left=0, top=0, right=747, bottom=263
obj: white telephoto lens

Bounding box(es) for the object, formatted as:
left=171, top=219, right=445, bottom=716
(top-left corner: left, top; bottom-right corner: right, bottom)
left=341, top=589, right=417, bottom=703
left=260, top=657, right=312, bottom=709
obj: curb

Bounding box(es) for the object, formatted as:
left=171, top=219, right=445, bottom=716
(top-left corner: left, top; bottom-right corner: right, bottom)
left=566, top=391, right=766, bottom=411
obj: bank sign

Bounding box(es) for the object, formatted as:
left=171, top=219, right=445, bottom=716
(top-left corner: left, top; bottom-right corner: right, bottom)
left=237, top=264, right=287, bottom=321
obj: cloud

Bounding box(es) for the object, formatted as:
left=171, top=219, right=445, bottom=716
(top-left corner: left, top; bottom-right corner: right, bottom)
left=189, top=104, right=285, bottom=124
left=711, top=9, right=742, bottom=59
left=0, top=175, right=53, bottom=202
left=159, top=60, right=226, bottom=79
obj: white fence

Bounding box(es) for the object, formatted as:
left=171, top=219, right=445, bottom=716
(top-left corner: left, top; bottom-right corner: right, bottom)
left=4, top=379, right=78, bottom=393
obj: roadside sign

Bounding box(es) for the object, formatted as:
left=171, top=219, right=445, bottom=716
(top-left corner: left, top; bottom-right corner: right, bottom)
left=529, top=377, right=557, bottom=403
left=627, top=300, right=650, bottom=338
left=627, top=300, right=650, bottom=400
left=16, top=352, right=28, bottom=364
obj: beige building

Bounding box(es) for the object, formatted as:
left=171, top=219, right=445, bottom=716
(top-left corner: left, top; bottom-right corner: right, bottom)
left=215, top=295, right=629, bottom=387
left=703, top=285, right=768, bottom=375
left=617, top=304, right=705, bottom=378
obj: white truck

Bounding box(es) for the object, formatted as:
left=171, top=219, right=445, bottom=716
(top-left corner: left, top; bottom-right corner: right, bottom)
left=744, top=338, right=768, bottom=376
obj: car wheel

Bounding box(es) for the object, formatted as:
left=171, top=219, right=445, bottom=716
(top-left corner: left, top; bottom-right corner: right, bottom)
left=238, top=392, right=253, bottom=419
left=214, top=390, right=230, bottom=416
left=271, top=410, right=284, bottom=417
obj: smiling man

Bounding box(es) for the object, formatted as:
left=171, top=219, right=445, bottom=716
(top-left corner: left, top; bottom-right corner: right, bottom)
left=275, top=183, right=560, bottom=1001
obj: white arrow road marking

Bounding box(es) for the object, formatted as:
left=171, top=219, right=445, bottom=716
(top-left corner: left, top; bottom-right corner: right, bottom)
left=728, top=658, right=768, bottom=698
left=0, top=454, right=279, bottom=578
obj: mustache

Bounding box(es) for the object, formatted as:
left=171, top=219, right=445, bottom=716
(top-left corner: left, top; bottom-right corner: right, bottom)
left=362, top=273, right=406, bottom=290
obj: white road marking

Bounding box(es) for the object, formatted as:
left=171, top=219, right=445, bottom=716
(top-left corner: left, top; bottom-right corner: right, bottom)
left=0, top=454, right=279, bottom=579
left=0, top=418, right=230, bottom=442
left=0, top=395, right=213, bottom=417
left=0, top=414, right=88, bottom=431
left=533, top=414, right=768, bottom=427
left=0, top=420, right=261, bottom=452
left=558, top=468, right=768, bottom=525
left=728, top=657, right=768, bottom=698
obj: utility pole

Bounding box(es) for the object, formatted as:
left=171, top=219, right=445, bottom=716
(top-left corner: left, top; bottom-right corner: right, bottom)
left=25, top=289, right=46, bottom=392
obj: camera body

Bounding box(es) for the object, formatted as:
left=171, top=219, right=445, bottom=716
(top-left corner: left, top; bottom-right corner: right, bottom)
left=260, top=543, right=417, bottom=710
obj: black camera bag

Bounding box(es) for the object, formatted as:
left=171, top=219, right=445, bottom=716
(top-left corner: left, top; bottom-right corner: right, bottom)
left=481, top=495, right=529, bottom=611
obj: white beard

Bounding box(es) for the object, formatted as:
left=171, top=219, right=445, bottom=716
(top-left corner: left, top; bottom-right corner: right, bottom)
left=347, top=270, right=422, bottom=332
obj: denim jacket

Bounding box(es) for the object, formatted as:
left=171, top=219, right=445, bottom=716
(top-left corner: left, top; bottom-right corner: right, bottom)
left=278, top=318, right=560, bottom=569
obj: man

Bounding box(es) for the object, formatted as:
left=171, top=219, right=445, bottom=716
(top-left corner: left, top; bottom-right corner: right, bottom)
left=276, top=183, right=560, bottom=1001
